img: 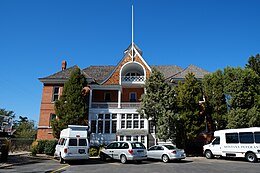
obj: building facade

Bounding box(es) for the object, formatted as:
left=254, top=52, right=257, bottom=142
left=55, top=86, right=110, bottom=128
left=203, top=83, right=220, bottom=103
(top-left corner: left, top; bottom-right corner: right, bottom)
left=37, top=43, right=210, bottom=147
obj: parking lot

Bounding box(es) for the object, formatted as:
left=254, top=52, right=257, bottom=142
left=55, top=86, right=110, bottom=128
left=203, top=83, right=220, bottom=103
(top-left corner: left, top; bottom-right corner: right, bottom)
left=1, top=155, right=260, bottom=173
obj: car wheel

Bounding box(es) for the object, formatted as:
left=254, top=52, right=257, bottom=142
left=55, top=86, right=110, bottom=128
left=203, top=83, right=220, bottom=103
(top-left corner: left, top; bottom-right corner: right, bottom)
left=100, top=152, right=106, bottom=161
left=162, top=154, right=169, bottom=163
left=205, top=150, right=213, bottom=159
left=120, top=155, right=127, bottom=164
left=246, top=152, right=257, bottom=162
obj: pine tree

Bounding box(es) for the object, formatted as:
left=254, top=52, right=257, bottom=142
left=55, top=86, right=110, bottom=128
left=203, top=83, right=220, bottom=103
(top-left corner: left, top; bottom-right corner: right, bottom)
left=175, top=73, right=205, bottom=149
left=52, top=68, right=88, bottom=138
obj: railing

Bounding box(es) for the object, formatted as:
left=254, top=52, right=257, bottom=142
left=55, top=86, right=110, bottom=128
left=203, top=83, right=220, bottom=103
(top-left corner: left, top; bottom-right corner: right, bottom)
left=91, top=102, right=141, bottom=109
left=121, top=76, right=145, bottom=83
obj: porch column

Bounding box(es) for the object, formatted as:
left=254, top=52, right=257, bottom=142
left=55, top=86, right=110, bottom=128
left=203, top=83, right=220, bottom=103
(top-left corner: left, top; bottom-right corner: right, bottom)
left=118, top=89, right=121, bottom=108
left=89, top=89, right=93, bottom=108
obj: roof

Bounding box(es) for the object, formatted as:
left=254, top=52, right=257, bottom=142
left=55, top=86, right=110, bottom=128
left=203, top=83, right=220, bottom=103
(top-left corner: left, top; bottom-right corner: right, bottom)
left=167, top=64, right=211, bottom=80
left=40, top=64, right=210, bottom=84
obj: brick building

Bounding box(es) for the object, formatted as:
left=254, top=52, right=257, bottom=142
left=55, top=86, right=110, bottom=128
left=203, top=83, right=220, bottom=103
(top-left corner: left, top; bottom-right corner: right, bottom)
left=37, top=43, right=210, bottom=147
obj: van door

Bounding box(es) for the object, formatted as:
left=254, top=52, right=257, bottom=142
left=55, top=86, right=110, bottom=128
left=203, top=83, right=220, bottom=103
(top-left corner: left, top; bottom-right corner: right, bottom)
left=210, top=137, right=222, bottom=156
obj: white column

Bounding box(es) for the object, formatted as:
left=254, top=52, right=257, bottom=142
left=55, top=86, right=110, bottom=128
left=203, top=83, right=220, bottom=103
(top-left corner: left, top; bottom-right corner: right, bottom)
left=89, top=89, right=93, bottom=108
left=118, top=89, right=121, bottom=108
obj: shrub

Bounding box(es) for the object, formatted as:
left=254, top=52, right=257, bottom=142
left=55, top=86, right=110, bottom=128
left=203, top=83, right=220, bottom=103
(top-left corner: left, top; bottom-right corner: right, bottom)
left=30, top=141, right=38, bottom=156
left=0, top=139, right=11, bottom=162
left=37, top=140, right=47, bottom=154
left=44, top=140, right=58, bottom=156
left=89, top=146, right=99, bottom=157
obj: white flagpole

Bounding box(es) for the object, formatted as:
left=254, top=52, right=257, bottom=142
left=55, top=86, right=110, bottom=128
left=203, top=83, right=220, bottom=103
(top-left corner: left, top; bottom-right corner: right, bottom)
left=132, top=4, right=134, bottom=61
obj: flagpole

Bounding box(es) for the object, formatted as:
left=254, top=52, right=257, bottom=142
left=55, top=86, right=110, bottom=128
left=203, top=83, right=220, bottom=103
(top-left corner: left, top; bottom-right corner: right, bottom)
left=132, top=4, right=134, bottom=61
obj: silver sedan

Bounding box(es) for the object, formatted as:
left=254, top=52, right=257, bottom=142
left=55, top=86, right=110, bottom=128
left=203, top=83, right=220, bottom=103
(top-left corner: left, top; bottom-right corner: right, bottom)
left=147, top=145, right=186, bottom=163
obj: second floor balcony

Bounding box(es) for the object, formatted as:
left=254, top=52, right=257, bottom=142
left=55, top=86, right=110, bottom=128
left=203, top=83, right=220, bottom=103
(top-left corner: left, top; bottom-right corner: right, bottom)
left=121, top=75, right=145, bottom=84
left=91, top=102, right=141, bottom=109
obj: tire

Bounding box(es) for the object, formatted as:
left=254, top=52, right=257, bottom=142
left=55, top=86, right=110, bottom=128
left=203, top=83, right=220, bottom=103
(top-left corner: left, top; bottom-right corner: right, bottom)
left=100, top=152, right=106, bottom=161
left=205, top=150, right=213, bottom=159
left=246, top=152, right=257, bottom=162
left=59, top=154, right=65, bottom=164
left=162, top=154, right=169, bottom=163
left=120, top=155, right=127, bottom=164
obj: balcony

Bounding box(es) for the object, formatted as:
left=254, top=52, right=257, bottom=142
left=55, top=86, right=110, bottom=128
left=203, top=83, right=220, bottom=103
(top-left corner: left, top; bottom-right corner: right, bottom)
left=91, top=102, right=141, bottom=109
left=121, top=76, right=145, bottom=84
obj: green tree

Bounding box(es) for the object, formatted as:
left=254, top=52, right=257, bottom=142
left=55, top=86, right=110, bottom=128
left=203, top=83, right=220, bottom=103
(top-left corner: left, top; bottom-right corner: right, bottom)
left=52, top=68, right=88, bottom=138
left=138, top=68, right=176, bottom=141
left=175, top=73, right=205, bottom=148
left=14, top=116, right=36, bottom=138
left=246, top=54, right=260, bottom=76
left=202, top=70, right=227, bottom=130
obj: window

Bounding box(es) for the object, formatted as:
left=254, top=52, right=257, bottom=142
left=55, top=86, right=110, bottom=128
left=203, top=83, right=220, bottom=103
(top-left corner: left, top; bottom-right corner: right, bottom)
left=254, top=132, right=260, bottom=143
left=112, top=120, right=117, bottom=133
left=133, top=136, right=138, bottom=141
left=98, top=114, right=103, bottom=119
left=112, top=114, right=117, bottom=119
left=156, top=146, right=164, bottom=150
left=49, top=114, right=56, bottom=127
left=79, top=139, right=87, bottom=146
left=126, top=136, right=131, bottom=141
left=226, top=133, right=239, bottom=143
left=68, top=139, right=77, bottom=146
left=127, top=114, right=132, bottom=119
left=98, top=121, right=103, bottom=133
left=104, top=92, right=111, bottom=101
left=105, top=121, right=110, bottom=133
left=149, top=121, right=155, bottom=133
left=133, top=114, right=139, bottom=119
left=105, top=114, right=110, bottom=119
left=141, top=136, right=145, bottom=143
left=239, top=132, right=254, bottom=143
left=140, top=120, right=144, bottom=129
left=133, top=120, right=139, bottom=128
left=107, top=142, right=118, bottom=149
left=91, top=120, right=96, bottom=133
left=52, top=86, right=60, bottom=102
left=212, top=137, right=220, bottom=145
left=120, top=136, right=124, bottom=141
left=121, top=142, right=129, bottom=149
left=127, top=121, right=132, bottom=128
left=131, top=142, right=145, bottom=149
left=121, top=114, right=125, bottom=119
left=130, top=92, right=137, bottom=102
left=121, top=121, right=125, bottom=128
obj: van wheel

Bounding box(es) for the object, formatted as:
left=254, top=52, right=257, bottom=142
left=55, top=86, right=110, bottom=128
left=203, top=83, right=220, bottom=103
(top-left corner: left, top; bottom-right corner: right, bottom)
left=59, top=154, right=65, bottom=164
left=120, top=155, right=127, bottom=164
left=246, top=152, right=257, bottom=162
left=205, top=150, right=213, bottom=159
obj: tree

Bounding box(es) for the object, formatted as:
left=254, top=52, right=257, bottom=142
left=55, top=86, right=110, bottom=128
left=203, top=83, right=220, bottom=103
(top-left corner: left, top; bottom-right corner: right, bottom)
left=138, top=68, right=176, bottom=141
left=14, top=116, right=36, bottom=138
left=246, top=54, right=260, bottom=76
left=52, top=68, right=88, bottom=138
left=202, top=70, right=227, bottom=130
left=175, top=73, right=205, bottom=148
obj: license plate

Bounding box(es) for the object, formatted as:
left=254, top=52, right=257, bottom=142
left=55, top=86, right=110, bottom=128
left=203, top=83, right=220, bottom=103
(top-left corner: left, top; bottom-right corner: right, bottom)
left=78, top=149, right=85, bottom=154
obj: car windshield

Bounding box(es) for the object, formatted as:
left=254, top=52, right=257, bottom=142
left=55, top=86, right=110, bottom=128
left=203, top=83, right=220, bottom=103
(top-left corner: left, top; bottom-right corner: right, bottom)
left=131, top=142, right=146, bottom=149
left=163, top=145, right=177, bottom=150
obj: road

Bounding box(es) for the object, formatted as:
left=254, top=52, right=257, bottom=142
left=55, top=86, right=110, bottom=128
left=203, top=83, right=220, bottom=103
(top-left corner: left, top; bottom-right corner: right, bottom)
left=1, top=156, right=260, bottom=173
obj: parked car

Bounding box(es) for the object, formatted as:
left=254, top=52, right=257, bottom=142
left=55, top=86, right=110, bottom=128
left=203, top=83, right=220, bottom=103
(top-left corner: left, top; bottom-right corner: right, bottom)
left=147, top=144, right=186, bottom=163
left=100, top=141, right=147, bottom=164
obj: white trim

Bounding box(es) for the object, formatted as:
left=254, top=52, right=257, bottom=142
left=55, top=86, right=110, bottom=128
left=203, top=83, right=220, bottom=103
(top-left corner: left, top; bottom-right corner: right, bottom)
left=38, top=126, right=52, bottom=129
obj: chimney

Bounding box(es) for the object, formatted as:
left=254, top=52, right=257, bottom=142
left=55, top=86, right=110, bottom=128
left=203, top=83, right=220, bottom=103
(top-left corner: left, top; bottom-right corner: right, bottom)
left=62, top=60, right=67, bottom=71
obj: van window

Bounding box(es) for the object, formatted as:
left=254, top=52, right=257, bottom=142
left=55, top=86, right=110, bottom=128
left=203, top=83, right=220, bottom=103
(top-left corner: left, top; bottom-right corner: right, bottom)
left=212, top=137, right=220, bottom=145
left=254, top=132, right=260, bottom=143
left=131, top=142, right=146, bottom=149
left=79, top=139, right=87, bottom=146
left=69, top=139, right=77, bottom=146
left=226, top=133, right=239, bottom=143
left=239, top=132, right=254, bottom=143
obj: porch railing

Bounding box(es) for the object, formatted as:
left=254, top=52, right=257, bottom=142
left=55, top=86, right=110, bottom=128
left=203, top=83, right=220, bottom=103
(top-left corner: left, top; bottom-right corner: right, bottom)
left=121, top=76, right=145, bottom=83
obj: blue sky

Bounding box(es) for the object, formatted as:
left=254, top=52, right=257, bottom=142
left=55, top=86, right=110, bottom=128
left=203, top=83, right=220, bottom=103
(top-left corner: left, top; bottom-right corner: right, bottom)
left=0, top=0, right=259, bottom=125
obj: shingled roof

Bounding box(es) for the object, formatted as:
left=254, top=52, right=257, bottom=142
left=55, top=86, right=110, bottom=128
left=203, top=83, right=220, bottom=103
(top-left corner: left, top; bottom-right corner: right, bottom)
left=167, top=64, right=211, bottom=80
left=40, top=64, right=210, bottom=84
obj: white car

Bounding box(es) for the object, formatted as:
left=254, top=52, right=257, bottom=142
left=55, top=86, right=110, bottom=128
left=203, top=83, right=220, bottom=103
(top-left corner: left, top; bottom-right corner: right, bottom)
left=147, top=145, right=186, bottom=163
left=100, top=141, right=147, bottom=164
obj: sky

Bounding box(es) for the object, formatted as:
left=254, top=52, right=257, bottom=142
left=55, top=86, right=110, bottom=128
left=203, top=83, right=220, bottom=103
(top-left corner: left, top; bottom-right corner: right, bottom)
left=0, top=0, right=260, bottom=125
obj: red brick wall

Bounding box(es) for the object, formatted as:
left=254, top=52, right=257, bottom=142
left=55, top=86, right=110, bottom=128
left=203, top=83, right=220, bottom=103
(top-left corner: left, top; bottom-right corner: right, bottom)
left=37, top=84, right=63, bottom=140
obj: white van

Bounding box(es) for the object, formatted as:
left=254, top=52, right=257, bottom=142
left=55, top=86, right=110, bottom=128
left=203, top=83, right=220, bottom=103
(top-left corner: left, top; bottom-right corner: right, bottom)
left=54, top=125, right=89, bottom=163
left=203, top=127, right=260, bottom=162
